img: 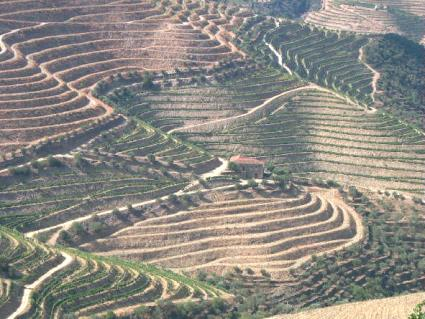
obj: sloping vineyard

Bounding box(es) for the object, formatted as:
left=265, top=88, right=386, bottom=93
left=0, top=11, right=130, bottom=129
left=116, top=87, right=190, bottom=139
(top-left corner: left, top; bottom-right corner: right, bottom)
left=0, top=0, right=247, bottom=157
left=268, top=191, right=425, bottom=311
left=97, top=63, right=304, bottom=133
left=82, top=186, right=364, bottom=280
left=0, top=0, right=423, bottom=318
left=305, top=0, right=425, bottom=44
left=0, top=227, right=225, bottom=318
left=178, top=87, right=425, bottom=195
left=264, top=20, right=375, bottom=106
left=0, top=152, right=191, bottom=240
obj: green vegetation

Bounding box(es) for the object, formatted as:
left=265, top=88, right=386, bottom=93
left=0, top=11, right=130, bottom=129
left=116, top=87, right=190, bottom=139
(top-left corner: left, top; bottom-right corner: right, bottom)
left=410, top=302, right=425, bottom=319
left=388, top=8, right=425, bottom=43
left=0, top=1, right=424, bottom=318
left=365, top=34, right=425, bottom=128
left=0, top=152, right=187, bottom=232
left=94, top=71, right=219, bottom=169
left=114, top=298, right=233, bottom=319
left=235, top=0, right=321, bottom=18
left=268, top=22, right=374, bottom=105
left=0, top=227, right=225, bottom=318
left=182, top=88, right=425, bottom=195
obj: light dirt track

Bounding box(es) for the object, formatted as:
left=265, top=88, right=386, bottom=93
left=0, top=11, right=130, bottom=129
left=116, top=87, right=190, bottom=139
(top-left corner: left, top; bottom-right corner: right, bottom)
left=168, top=85, right=314, bottom=134
left=263, top=17, right=293, bottom=75
left=7, top=252, right=73, bottom=319
left=359, top=45, right=380, bottom=103
left=269, top=292, right=425, bottom=319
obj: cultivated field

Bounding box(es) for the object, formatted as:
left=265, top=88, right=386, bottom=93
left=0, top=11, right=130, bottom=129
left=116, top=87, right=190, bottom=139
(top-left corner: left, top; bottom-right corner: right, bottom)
left=0, top=0, right=246, bottom=156
left=264, top=20, right=375, bottom=106
left=82, top=186, right=364, bottom=279
left=267, top=190, right=425, bottom=309
left=0, top=150, right=194, bottom=241
left=270, top=292, right=425, bottom=319
left=99, top=64, right=304, bottom=132
left=177, top=85, right=425, bottom=195
left=305, top=0, right=425, bottom=44
left=0, top=0, right=424, bottom=317
left=0, top=226, right=225, bottom=318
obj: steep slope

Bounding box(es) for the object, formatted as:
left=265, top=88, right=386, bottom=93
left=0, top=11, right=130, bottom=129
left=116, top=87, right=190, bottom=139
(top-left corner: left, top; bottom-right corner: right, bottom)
left=0, top=227, right=226, bottom=318
left=175, top=85, right=425, bottom=195
left=0, top=0, right=246, bottom=156
left=305, top=0, right=425, bottom=44
left=82, top=186, right=364, bottom=280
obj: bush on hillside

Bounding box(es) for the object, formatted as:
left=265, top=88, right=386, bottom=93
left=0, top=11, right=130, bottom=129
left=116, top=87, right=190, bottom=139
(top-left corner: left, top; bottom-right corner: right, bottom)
left=409, top=302, right=425, bottom=319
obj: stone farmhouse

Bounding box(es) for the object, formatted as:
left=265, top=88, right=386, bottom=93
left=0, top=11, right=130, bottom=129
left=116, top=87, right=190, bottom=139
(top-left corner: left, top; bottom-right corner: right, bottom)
left=229, top=155, right=265, bottom=179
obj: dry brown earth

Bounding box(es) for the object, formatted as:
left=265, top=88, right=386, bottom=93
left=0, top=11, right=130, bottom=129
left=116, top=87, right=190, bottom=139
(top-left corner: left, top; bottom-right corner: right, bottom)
left=269, top=292, right=425, bottom=319
left=0, top=0, right=245, bottom=155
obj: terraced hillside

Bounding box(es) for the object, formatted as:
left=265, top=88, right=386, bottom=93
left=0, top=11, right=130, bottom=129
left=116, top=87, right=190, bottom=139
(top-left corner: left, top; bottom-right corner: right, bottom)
left=178, top=87, right=425, bottom=196
left=305, top=0, right=425, bottom=44
left=0, top=149, right=199, bottom=241
left=270, top=292, right=425, bottom=319
left=265, top=187, right=425, bottom=307
left=0, top=227, right=225, bottom=318
left=82, top=186, right=364, bottom=279
left=0, top=0, right=424, bottom=318
left=98, top=64, right=304, bottom=133
left=264, top=20, right=375, bottom=106
left=0, top=0, right=247, bottom=156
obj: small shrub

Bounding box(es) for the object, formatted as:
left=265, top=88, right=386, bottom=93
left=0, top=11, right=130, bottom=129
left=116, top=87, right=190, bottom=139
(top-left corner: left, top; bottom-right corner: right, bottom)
left=168, top=194, right=179, bottom=203
left=47, top=155, right=62, bottom=167
left=228, top=161, right=240, bottom=172
left=247, top=179, right=258, bottom=189
left=327, top=179, right=340, bottom=187
left=9, top=166, right=31, bottom=176
left=89, top=221, right=104, bottom=234
left=409, top=302, right=425, bottom=319
left=111, top=208, right=121, bottom=218
left=147, top=153, right=156, bottom=162
left=260, top=269, right=271, bottom=278
left=69, top=222, right=85, bottom=236
left=245, top=268, right=255, bottom=275
left=233, top=266, right=242, bottom=275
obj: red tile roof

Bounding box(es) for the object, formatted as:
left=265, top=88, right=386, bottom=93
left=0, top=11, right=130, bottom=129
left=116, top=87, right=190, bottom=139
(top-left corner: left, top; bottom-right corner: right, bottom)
left=229, top=155, right=265, bottom=165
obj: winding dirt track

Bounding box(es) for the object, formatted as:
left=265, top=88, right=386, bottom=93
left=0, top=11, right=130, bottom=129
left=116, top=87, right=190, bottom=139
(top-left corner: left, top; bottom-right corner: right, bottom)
left=168, top=85, right=313, bottom=134
left=7, top=252, right=73, bottom=319
left=359, top=45, right=380, bottom=103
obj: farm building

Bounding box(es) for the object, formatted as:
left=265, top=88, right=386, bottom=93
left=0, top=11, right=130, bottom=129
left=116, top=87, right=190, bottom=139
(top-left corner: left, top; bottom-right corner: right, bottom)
left=229, top=155, right=265, bottom=179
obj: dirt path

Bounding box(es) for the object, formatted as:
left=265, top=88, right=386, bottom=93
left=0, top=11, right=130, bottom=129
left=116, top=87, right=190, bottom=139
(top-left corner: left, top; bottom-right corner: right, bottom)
left=7, top=252, right=73, bottom=319
left=359, top=45, right=380, bottom=104
left=199, top=157, right=228, bottom=180
left=263, top=18, right=293, bottom=75
left=169, top=85, right=312, bottom=134
left=271, top=186, right=366, bottom=270
left=262, top=18, right=377, bottom=113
